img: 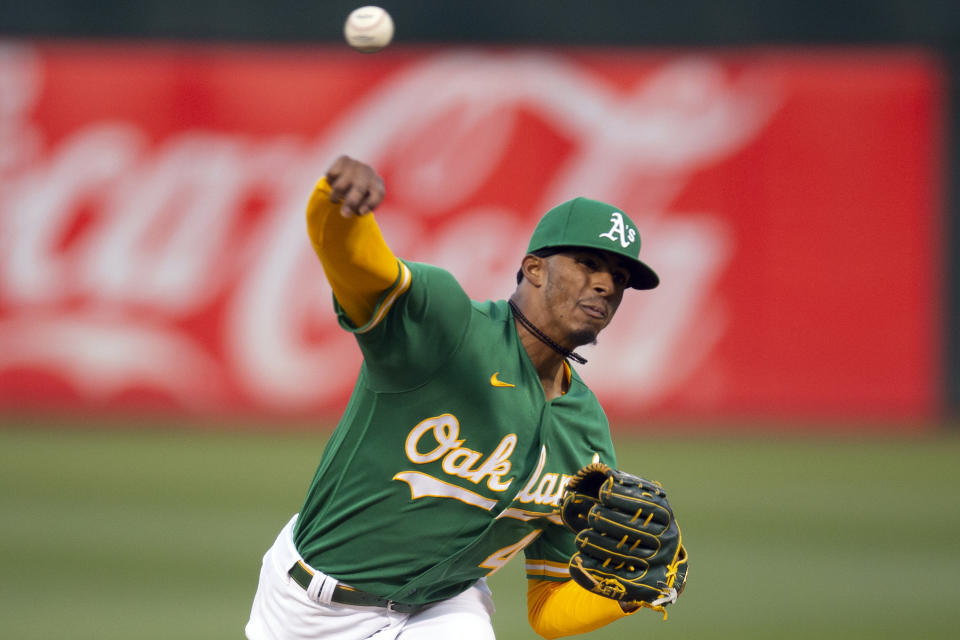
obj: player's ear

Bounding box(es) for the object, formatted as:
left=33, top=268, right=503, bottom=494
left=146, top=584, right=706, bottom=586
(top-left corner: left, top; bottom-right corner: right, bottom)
left=520, top=254, right=546, bottom=287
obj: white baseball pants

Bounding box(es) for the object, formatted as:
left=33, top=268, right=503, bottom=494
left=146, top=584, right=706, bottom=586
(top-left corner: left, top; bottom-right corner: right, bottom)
left=245, top=515, right=497, bottom=640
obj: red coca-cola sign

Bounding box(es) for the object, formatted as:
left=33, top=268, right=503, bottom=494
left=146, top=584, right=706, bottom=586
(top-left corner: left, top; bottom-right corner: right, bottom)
left=0, top=42, right=944, bottom=426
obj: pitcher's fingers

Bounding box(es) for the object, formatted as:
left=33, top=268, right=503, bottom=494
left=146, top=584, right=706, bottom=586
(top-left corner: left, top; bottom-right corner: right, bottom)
left=358, top=180, right=385, bottom=214
left=339, top=184, right=371, bottom=217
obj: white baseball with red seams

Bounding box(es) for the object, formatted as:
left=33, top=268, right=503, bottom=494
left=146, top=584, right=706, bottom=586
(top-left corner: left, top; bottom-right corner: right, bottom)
left=344, top=6, right=395, bottom=53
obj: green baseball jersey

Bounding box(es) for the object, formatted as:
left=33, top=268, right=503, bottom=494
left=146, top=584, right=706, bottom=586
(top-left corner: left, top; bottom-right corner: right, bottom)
left=293, top=260, right=618, bottom=606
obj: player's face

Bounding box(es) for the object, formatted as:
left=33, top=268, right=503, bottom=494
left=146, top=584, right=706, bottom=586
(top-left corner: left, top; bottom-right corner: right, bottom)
left=541, top=249, right=630, bottom=347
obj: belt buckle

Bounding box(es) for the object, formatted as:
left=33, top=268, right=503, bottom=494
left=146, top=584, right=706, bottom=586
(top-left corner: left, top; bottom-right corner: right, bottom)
left=386, top=600, right=399, bottom=613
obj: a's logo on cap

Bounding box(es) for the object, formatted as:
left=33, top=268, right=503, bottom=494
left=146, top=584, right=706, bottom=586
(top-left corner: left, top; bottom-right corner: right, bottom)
left=598, top=211, right=637, bottom=249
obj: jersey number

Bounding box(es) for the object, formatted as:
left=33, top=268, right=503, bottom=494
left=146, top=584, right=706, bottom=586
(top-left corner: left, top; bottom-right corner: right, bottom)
left=478, top=530, right=543, bottom=575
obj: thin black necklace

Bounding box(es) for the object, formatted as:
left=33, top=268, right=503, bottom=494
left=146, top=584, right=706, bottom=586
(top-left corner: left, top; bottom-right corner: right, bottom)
left=508, top=300, right=587, bottom=365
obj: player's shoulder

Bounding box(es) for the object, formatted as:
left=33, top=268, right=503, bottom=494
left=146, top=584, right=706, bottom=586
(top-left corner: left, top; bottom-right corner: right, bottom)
left=403, top=261, right=513, bottom=324
left=470, top=297, right=511, bottom=321
left=402, top=260, right=470, bottom=300
left=562, top=367, right=607, bottom=417
left=403, top=259, right=459, bottom=283
left=566, top=365, right=594, bottom=395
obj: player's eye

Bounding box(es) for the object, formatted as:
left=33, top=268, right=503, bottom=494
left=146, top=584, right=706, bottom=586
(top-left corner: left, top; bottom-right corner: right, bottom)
left=577, top=256, right=598, bottom=270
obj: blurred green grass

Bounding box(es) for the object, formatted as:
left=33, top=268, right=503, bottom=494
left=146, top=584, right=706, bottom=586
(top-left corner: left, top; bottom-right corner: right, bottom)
left=2, top=420, right=959, bottom=639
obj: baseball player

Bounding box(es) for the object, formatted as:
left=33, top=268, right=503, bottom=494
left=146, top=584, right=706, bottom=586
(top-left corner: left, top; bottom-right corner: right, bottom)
left=245, top=156, right=687, bottom=640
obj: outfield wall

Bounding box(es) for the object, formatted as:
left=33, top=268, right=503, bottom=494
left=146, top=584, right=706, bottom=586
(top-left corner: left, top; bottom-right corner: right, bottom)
left=0, top=42, right=945, bottom=425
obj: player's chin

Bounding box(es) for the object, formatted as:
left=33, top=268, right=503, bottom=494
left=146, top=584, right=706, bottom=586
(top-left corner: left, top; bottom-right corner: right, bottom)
left=568, top=327, right=599, bottom=348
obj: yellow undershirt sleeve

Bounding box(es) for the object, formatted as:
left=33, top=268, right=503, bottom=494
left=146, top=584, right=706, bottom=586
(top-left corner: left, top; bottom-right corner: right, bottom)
left=527, top=579, right=635, bottom=639
left=305, top=177, right=401, bottom=327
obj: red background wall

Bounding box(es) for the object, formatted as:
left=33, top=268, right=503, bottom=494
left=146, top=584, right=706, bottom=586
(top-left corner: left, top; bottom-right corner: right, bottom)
left=0, top=43, right=944, bottom=426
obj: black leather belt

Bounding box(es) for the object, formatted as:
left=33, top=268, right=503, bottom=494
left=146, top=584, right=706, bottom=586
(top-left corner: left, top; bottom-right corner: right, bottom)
left=289, top=561, right=424, bottom=614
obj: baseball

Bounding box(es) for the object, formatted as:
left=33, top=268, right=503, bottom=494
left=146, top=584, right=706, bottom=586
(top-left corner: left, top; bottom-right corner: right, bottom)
left=344, top=6, right=394, bottom=53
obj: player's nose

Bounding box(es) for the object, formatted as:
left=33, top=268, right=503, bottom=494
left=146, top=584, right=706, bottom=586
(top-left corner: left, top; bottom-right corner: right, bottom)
left=591, top=269, right=615, bottom=296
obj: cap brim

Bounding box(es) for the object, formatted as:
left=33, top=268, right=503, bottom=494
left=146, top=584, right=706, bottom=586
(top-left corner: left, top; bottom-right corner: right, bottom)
left=530, top=244, right=660, bottom=290
left=628, top=261, right=659, bottom=290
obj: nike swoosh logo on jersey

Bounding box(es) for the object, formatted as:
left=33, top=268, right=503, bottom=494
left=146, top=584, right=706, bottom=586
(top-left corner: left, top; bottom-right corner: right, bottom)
left=490, top=372, right=515, bottom=388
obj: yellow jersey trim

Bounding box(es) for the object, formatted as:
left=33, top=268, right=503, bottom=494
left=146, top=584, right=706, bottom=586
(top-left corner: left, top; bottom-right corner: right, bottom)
left=525, top=558, right=570, bottom=578
left=355, top=261, right=412, bottom=334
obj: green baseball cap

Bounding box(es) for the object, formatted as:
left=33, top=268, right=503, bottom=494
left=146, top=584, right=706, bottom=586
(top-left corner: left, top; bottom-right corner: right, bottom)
left=526, top=197, right=659, bottom=290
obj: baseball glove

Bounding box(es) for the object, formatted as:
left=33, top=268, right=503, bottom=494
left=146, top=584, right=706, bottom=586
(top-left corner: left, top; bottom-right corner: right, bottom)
left=559, top=463, right=688, bottom=619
